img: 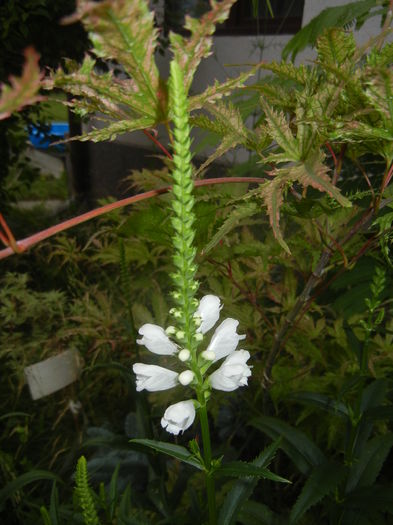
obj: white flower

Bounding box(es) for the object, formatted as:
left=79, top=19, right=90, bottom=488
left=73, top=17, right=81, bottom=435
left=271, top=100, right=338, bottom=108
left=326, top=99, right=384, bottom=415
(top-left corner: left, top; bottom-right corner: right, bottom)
left=196, top=295, right=222, bottom=334
left=133, top=363, right=178, bottom=392
left=137, top=324, right=178, bottom=355
left=161, top=400, right=196, bottom=435
left=206, top=318, right=246, bottom=362
left=209, top=350, right=251, bottom=392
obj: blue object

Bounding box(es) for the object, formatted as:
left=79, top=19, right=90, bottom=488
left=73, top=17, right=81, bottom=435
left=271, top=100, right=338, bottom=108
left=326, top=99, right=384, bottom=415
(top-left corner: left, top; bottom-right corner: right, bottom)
left=28, top=122, right=69, bottom=152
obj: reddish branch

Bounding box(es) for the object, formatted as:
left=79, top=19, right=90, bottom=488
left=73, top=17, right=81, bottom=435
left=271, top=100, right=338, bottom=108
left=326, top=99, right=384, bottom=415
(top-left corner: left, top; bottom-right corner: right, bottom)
left=0, top=177, right=265, bottom=260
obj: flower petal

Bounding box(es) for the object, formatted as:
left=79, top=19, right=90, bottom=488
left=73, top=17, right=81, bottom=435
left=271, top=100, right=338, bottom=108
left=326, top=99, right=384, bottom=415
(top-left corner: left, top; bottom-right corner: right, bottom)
left=206, top=318, right=246, bottom=362
left=209, top=350, right=251, bottom=392
left=133, top=363, right=178, bottom=392
left=196, top=295, right=222, bottom=334
left=136, top=324, right=178, bottom=355
left=161, top=400, right=196, bottom=435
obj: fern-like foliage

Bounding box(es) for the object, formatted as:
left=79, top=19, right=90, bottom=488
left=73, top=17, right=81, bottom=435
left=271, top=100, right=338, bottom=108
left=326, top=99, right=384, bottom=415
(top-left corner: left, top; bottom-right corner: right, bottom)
left=74, top=456, right=101, bottom=525
left=44, top=0, right=260, bottom=143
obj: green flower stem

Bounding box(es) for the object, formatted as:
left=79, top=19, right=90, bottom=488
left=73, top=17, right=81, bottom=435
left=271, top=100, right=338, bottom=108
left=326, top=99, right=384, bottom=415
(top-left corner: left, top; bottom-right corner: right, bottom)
left=198, top=397, right=217, bottom=525
left=168, top=59, right=199, bottom=359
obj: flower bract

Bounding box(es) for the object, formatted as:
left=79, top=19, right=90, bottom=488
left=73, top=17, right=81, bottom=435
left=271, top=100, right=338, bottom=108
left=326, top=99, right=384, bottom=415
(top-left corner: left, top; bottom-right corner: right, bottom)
left=133, top=363, right=178, bottom=392
left=161, top=400, right=196, bottom=435
left=209, top=350, right=252, bottom=391
left=137, top=324, right=178, bottom=355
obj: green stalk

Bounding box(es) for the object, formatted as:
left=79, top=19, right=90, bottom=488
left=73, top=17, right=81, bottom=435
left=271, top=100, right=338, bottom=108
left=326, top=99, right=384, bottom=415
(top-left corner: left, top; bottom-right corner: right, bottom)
left=198, top=397, right=217, bottom=525
left=169, top=58, right=216, bottom=524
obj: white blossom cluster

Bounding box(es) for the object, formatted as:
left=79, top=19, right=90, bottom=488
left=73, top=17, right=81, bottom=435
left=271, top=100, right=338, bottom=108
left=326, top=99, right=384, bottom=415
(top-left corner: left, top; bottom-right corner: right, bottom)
left=133, top=295, right=251, bottom=435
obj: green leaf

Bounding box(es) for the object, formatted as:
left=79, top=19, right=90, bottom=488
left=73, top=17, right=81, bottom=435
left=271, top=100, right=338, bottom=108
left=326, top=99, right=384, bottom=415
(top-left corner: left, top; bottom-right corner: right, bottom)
left=0, top=47, right=43, bottom=120
left=282, top=0, right=380, bottom=61
left=68, top=117, right=155, bottom=143
left=202, top=202, right=260, bottom=255
left=189, top=64, right=263, bottom=110
left=64, top=0, right=160, bottom=104
left=215, top=461, right=289, bottom=483
left=260, top=98, right=300, bottom=161
left=0, top=470, right=62, bottom=510
left=129, top=439, right=203, bottom=470
left=287, top=154, right=351, bottom=208
left=289, top=461, right=347, bottom=524
left=218, top=439, right=282, bottom=525
left=251, top=416, right=325, bottom=475
left=169, top=0, right=237, bottom=94
left=346, top=433, right=393, bottom=493
left=260, top=177, right=289, bottom=254
left=238, top=500, right=286, bottom=525
left=288, top=391, right=349, bottom=419
left=316, top=28, right=356, bottom=68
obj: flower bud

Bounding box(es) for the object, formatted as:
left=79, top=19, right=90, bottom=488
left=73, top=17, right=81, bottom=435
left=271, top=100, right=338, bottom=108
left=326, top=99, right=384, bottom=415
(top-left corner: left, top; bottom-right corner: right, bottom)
left=201, top=350, right=215, bottom=361
left=166, top=326, right=176, bottom=335
left=176, top=330, right=185, bottom=340
left=178, top=349, right=191, bottom=362
left=178, top=370, right=194, bottom=386
left=194, top=333, right=203, bottom=341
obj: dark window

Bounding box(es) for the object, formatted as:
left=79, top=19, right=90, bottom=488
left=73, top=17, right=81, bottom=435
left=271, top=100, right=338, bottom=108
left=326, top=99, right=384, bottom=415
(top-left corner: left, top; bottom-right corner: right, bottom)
left=164, top=0, right=305, bottom=36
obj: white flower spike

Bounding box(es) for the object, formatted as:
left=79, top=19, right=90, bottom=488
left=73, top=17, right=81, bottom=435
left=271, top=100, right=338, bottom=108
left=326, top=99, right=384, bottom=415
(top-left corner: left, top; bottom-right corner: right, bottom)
left=133, top=363, right=178, bottom=392
left=209, top=350, right=252, bottom=392
left=206, top=318, right=246, bottom=362
left=196, top=295, right=222, bottom=334
left=161, top=400, right=196, bottom=435
left=137, top=324, right=178, bottom=355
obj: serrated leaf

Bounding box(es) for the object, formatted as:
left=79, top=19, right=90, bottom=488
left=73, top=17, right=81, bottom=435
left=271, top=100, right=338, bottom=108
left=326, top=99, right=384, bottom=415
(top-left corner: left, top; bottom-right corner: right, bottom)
left=0, top=47, right=44, bottom=120
left=169, top=0, right=237, bottom=94
left=260, top=98, right=300, bottom=161
left=189, top=63, right=263, bottom=110
left=346, top=433, right=393, bottom=493
left=69, top=117, right=155, bottom=143
left=260, top=177, right=289, bottom=253
left=129, top=439, right=203, bottom=470
left=218, top=439, right=282, bottom=525
left=63, top=0, right=160, bottom=104
left=251, top=416, right=325, bottom=475
left=287, top=154, right=351, bottom=208
left=289, top=461, right=347, bottom=523
left=202, top=202, right=259, bottom=255
left=316, top=28, right=356, bottom=68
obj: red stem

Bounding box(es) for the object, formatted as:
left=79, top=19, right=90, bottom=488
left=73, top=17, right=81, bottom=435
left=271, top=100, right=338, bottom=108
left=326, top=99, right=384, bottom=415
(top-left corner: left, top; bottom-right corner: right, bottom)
left=0, top=177, right=265, bottom=260
left=142, top=129, right=173, bottom=160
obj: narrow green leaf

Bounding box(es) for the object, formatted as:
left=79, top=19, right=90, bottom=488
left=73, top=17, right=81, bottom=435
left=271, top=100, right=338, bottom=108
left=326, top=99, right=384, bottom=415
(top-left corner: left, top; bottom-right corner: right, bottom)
left=238, top=500, right=286, bottom=525
left=260, top=177, right=290, bottom=254
left=215, top=461, right=289, bottom=483
left=0, top=470, right=62, bottom=510
left=202, top=202, right=260, bottom=255
left=290, top=461, right=347, bottom=524
left=261, top=98, right=300, bottom=161
left=218, top=439, right=282, bottom=525
left=251, top=416, right=325, bottom=475
left=288, top=391, right=349, bottom=419
left=129, top=439, right=203, bottom=470
left=49, top=482, right=60, bottom=525
left=346, top=433, right=393, bottom=493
